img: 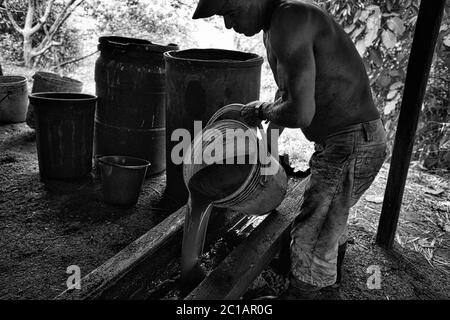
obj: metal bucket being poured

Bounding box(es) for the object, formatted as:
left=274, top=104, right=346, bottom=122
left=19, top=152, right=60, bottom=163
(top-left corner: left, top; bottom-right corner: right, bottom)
left=181, top=104, right=288, bottom=287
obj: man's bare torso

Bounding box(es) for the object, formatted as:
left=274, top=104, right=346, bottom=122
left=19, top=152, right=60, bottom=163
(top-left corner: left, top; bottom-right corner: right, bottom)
left=264, top=0, right=380, bottom=142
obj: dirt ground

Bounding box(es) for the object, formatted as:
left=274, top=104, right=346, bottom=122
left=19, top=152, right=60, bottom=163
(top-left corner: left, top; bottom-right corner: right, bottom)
left=0, top=123, right=178, bottom=299
left=1, top=120, right=449, bottom=300
left=245, top=163, right=450, bottom=300
left=244, top=225, right=450, bottom=300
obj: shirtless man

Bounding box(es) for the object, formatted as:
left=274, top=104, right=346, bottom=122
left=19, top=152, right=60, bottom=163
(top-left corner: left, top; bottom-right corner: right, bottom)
left=192, top=0, right=387, bottom=298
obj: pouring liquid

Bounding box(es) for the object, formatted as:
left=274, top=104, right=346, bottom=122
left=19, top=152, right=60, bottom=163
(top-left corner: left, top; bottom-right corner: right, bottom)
left=181, top=162, right=253, bottom=288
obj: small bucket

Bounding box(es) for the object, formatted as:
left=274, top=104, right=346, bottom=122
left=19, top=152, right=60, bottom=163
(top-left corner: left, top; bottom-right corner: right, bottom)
left=98, top=156, right=151, bottom=207
left=0, top=76, right=28, bottom=123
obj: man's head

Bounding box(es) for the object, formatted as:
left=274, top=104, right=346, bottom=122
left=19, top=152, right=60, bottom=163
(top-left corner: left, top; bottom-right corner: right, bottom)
left=193, top=0, right=274, bottom=37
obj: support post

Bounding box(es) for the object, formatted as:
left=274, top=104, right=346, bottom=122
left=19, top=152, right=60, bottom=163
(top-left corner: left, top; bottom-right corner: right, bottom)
left=376, top=0, right=446, bottom=248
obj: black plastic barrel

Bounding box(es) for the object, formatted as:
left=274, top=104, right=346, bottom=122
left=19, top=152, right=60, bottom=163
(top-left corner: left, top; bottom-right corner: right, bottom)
left=26, top=71, right=83, bottom=129
left=94, top=36, right=178, bottom=176
left=29, top=92, right=97, bottom=180
left=164, top=49, right=263, bottom=202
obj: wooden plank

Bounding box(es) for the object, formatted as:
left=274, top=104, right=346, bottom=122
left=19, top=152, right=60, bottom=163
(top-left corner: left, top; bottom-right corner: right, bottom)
left=56, top=205, right=187, bottom=300
left=376, top=0, right=446, bottom=248
left=186, top=177, right=308, bottom=300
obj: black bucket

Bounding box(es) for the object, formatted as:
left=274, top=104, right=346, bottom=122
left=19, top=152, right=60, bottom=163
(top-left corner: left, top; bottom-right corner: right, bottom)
left=29, top=92, right=97, bottom=180
left=98, top=155, right=150, bottom=207
left=164, top=48, right=263, bottom=202
left=26, top=72, right=83, bottom=129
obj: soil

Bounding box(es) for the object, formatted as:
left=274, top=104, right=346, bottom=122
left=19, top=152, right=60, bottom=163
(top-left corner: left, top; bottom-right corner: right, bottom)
left=0, top=123, right=178, bottom=299
left=244, top=162, right=450, bottom=300
left=1, top=122, right=449, bottom=300
left=244, top=226, right=450, bottom=300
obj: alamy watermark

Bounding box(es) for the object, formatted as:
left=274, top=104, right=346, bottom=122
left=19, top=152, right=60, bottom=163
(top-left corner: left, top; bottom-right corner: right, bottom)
left=66, top=265, right=81, bottom=290
left=170, top=121, right=281, bottom=176
left=366, top=265, right=382, bottom=290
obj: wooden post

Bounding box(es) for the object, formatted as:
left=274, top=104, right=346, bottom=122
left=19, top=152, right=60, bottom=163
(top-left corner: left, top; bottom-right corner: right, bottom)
left=376, top=0, right=446, bottom=248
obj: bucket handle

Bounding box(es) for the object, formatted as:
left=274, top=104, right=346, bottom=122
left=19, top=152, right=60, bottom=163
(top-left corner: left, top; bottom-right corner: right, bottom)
left=97, top=156, right=150, bottom=170
left=0, top=91, right=11, bottom=105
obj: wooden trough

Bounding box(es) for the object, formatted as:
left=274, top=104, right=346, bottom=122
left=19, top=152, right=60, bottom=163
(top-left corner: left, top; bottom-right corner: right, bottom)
left=57, top=177, right=308, bottom=300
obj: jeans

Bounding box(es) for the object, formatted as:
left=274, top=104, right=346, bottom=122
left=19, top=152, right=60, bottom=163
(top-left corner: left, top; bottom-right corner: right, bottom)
left=290, top=118, right=387, bottom=287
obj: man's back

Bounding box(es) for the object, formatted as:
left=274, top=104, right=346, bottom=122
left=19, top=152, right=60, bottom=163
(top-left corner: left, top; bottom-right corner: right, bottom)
left=265, top=0, right=380, bottom=142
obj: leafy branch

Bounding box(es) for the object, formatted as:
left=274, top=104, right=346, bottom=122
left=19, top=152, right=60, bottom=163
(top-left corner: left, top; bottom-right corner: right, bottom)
left=3, top=0, right=85, bottom=66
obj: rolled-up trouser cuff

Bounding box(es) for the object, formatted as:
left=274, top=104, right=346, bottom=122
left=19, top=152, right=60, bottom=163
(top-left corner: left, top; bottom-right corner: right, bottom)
left=291, top=270, right=337, bottom=288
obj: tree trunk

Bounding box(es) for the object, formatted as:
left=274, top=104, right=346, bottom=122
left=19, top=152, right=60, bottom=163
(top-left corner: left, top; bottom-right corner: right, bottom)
left=5, top=0, right=85, bottom=67
left=23, top=33, right=34, bottom=67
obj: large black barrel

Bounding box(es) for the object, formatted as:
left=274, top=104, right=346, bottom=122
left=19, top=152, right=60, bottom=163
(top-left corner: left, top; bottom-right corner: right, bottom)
left=164, top=49, right=264, bottom=202
left=94, top=36, right=178, bottom=176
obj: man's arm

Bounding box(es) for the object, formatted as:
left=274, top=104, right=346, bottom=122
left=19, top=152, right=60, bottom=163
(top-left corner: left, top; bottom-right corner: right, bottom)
left=262, top=7, right=317, bottom=129
left=266, top=90, right=285, bottom=154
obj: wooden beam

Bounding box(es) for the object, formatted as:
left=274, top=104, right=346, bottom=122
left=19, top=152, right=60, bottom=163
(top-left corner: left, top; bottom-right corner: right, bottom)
left=186, top=178, right=308, bottom=300
left=376, top=0, right=446, bottom=248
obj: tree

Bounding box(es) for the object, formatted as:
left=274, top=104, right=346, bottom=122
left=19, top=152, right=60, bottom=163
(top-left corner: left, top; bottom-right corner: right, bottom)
left=3, top=0, right=85, bottom=67
left=84, top=0, right=197, bottom=48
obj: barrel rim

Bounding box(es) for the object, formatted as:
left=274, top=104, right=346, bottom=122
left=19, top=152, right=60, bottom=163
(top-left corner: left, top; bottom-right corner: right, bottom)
left=94, top=119, right=166, bottom=132
left=0, top=75, right=28, bottom=87
left=164, top=48, right=264, bottom=67
left=29, top=92, right=97, bottom=102
left=98, top=155, right=151, bottom=170
left=33, top=71, right=83, bottom=87
left=98, top=36, right=179, bottom=54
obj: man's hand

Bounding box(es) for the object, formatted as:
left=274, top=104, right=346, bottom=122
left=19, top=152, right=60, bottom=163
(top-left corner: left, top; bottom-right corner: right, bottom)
left=240, top=101, right=263, bottom=127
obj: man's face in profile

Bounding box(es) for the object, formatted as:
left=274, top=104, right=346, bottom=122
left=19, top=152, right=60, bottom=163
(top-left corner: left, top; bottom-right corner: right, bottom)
left=218, top=0, right=264, bottom=37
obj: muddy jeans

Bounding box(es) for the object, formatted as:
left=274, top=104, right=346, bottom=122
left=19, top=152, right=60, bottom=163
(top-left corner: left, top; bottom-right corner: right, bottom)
left=290, top=118, right=387, bottom=288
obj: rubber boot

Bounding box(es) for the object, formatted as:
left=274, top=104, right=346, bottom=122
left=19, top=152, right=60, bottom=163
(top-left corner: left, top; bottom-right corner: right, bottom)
left=270, top=239, right=291, bottom=277
left=331, top=242, right=347, bottom=288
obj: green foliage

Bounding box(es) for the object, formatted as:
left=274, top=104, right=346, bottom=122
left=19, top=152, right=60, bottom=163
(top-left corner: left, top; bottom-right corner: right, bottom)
left=83, top=0, right=197, bottom=48
left=0, top=0, right=82, bottom=70
left=318, top=0, right=450, bottom=169
left=0, top=0, right=28, bottom=62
